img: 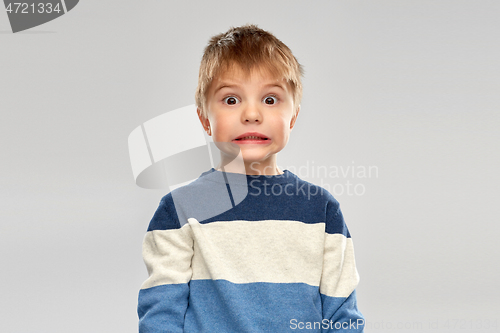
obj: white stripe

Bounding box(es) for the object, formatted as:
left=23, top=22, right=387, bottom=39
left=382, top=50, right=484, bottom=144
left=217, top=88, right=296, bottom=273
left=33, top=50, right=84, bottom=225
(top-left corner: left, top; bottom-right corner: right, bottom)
left=140, top=123, right=155, bottom=166
left=189, top=219, right=326, bottom=286
left=60, top=0, right=68, bottom=13
left=141, top=225, right=193, bottom=289
left=128, top=126, right=152, bottom=180
left=141, top=219, right=359, bottom=295
left=320, top=235, right=360, bottom=297
left=143, top=105, right=205, bottom=163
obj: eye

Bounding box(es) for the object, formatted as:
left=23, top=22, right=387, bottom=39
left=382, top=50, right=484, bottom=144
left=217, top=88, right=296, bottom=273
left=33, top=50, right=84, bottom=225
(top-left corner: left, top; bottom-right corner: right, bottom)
left=223, top=96, right=240, bottom=105
left=263, top=95, right=278, bottom=105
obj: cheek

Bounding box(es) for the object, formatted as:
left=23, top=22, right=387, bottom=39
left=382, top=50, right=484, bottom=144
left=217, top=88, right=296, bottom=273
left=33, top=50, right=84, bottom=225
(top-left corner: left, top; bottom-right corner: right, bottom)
left=269, top=122, right=289, bottom=143
left=211, top=117, right=232, bottom=139
left=276, top=117, right=292, bottom=134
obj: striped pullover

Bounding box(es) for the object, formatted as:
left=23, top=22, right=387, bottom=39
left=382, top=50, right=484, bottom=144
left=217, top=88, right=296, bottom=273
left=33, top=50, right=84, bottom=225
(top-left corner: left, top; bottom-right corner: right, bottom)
left=138, top=168, right=365, bottom=332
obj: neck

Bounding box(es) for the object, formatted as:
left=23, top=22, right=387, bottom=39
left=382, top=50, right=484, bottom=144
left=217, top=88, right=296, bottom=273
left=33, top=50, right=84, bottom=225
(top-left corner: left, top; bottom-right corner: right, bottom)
left=216, top=159, right=282, bottom=176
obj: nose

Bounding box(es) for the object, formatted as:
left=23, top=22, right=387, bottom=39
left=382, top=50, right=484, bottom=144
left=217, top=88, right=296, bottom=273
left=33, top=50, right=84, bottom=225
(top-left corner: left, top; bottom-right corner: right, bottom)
left=241, top=101, right=262, bottom=123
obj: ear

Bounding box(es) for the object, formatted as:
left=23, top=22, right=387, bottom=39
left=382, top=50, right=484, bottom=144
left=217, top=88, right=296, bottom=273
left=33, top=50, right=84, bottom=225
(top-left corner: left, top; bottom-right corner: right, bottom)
left=197, top=107, right=210, bottom=134
left=289, top=105, right=300, bottom=130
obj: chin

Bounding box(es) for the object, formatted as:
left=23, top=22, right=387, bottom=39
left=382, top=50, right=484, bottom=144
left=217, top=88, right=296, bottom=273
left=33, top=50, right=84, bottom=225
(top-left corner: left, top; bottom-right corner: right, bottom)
left=240, top=155, right=275, bottom=166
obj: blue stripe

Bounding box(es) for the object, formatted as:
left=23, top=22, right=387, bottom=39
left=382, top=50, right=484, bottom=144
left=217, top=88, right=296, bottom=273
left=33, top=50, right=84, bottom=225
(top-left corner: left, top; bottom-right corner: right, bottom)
left=139, top=279, right=363, bottom=333
left=147, top=170, right=350, bottom=237
left=147, top=195, right=181, bottom=231
left=138, top=283, right=189, bottom=333
left=321, top=290, right=365, bottom=332
left=138, top=281, right=363, bottom=333
left=184, top=279, right=323, bottom=333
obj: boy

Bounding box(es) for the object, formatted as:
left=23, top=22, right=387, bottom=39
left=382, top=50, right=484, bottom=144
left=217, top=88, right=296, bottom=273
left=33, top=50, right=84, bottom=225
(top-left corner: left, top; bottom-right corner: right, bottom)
left=138, top=24, right=365, bottom=332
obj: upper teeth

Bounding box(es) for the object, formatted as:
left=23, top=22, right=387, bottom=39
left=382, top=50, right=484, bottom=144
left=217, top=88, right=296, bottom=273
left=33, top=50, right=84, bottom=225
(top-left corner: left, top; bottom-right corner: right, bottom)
left=240, top=136, right=264, bottom=140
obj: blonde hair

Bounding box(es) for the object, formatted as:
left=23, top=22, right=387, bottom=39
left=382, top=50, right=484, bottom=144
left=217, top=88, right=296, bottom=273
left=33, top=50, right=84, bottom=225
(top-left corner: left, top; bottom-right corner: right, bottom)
left=195, top=24, right=304, bottom=119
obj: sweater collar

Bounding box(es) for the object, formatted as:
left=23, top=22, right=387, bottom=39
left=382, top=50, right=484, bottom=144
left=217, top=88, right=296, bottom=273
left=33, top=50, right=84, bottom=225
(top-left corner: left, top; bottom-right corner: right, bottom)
left=199, top=167, right=296, bottom=186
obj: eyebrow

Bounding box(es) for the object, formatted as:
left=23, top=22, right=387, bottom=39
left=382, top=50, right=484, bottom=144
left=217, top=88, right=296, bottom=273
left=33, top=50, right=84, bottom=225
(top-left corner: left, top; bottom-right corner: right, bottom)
left=213, top=82, right=286, bottom=94
left=264, top=83, right=286, bottom=91
left=213, top=83, right=237, bottom=94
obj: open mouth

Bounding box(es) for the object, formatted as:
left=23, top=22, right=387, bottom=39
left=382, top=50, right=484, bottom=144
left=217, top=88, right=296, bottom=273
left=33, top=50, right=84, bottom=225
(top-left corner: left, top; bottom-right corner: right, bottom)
left=235, top=136, right=269, bottom=141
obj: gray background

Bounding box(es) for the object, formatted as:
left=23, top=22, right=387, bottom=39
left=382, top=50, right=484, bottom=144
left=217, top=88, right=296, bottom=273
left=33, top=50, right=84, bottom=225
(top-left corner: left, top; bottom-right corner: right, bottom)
left=1, top=1, right=499, bottom=332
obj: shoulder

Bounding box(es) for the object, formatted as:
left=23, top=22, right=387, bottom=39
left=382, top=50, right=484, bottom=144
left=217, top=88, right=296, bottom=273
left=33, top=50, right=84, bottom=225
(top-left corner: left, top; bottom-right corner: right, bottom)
left=146, top=171, right=232, bottom=230
left=324, top=190, right=350, bottom=237
left=288, top=171, right=339, bottom=207
left=147, top=192, right=181, bottom=231
left=291, top=172, right=349, bottom=237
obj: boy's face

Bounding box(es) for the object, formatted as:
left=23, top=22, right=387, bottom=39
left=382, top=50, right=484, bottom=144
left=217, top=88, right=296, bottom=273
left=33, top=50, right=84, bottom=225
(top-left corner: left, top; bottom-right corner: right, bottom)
left=198, top=64, right=299, bottom=171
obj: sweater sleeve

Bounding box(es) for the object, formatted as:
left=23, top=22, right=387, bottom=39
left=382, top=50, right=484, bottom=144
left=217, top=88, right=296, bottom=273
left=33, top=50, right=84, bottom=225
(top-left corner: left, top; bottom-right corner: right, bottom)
left=137, top=194, right=194, bottom=333
left=320, top=198, right=365, bottom=332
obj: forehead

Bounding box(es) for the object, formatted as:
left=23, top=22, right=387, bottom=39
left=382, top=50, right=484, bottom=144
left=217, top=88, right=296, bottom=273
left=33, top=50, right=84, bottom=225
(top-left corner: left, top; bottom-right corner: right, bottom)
left=219, top=62, right=275, bottom=79
left=210, top=63, right=290, bottom=92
